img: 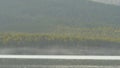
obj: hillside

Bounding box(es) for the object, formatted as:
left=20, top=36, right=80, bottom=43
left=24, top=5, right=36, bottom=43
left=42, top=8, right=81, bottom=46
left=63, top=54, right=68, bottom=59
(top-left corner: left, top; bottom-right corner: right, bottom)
left=0, top=0, right=120, bottom=32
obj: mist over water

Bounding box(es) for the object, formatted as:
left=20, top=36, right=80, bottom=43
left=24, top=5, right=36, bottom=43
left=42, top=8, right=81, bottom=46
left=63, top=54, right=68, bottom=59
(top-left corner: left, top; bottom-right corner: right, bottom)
left=0, top=41, right=120, bottom=55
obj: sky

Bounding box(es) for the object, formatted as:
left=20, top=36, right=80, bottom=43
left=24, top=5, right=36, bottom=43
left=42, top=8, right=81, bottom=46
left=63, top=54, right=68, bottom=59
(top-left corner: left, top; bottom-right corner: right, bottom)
left=91, top=0, right=120, bottom=6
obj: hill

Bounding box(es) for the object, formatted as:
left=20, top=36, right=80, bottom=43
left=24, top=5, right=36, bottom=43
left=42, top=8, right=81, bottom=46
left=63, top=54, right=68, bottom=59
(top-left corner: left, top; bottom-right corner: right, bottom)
left=0, top=0, right=120, bottom=32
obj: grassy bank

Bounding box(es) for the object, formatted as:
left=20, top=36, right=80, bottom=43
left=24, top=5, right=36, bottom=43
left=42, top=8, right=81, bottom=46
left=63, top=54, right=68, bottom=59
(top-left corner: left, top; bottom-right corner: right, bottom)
left=0, top=32, right=119, bottom=46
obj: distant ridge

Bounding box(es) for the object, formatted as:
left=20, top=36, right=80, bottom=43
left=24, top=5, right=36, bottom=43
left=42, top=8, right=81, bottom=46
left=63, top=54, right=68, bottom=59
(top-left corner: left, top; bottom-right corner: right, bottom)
left=0, top=0, right=120, bottom=32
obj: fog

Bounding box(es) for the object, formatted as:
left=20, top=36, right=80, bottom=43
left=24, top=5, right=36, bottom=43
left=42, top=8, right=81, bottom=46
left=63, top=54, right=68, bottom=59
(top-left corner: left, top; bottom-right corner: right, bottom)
left=91, top=0, right=120, bottom=6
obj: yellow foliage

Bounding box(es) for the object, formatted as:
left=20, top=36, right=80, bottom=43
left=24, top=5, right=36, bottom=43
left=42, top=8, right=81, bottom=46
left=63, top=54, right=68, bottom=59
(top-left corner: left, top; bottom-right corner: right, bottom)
left=0, top=27, right=120, bottom=45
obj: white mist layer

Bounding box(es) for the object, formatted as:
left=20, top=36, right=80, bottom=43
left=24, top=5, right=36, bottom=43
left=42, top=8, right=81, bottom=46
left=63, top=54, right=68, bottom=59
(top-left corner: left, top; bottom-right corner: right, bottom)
left=91, top=0, right=120, bottom=6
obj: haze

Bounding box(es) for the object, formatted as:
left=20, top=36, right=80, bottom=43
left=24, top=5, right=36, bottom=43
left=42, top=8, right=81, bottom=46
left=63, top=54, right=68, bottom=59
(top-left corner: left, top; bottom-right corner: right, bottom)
left=91, top=0, right=120, bottom=6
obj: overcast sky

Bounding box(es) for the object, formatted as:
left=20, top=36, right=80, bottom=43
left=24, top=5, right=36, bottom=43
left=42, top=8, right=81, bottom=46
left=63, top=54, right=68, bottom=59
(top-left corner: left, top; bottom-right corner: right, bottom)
left=91, top=0, right=120, bottom=6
